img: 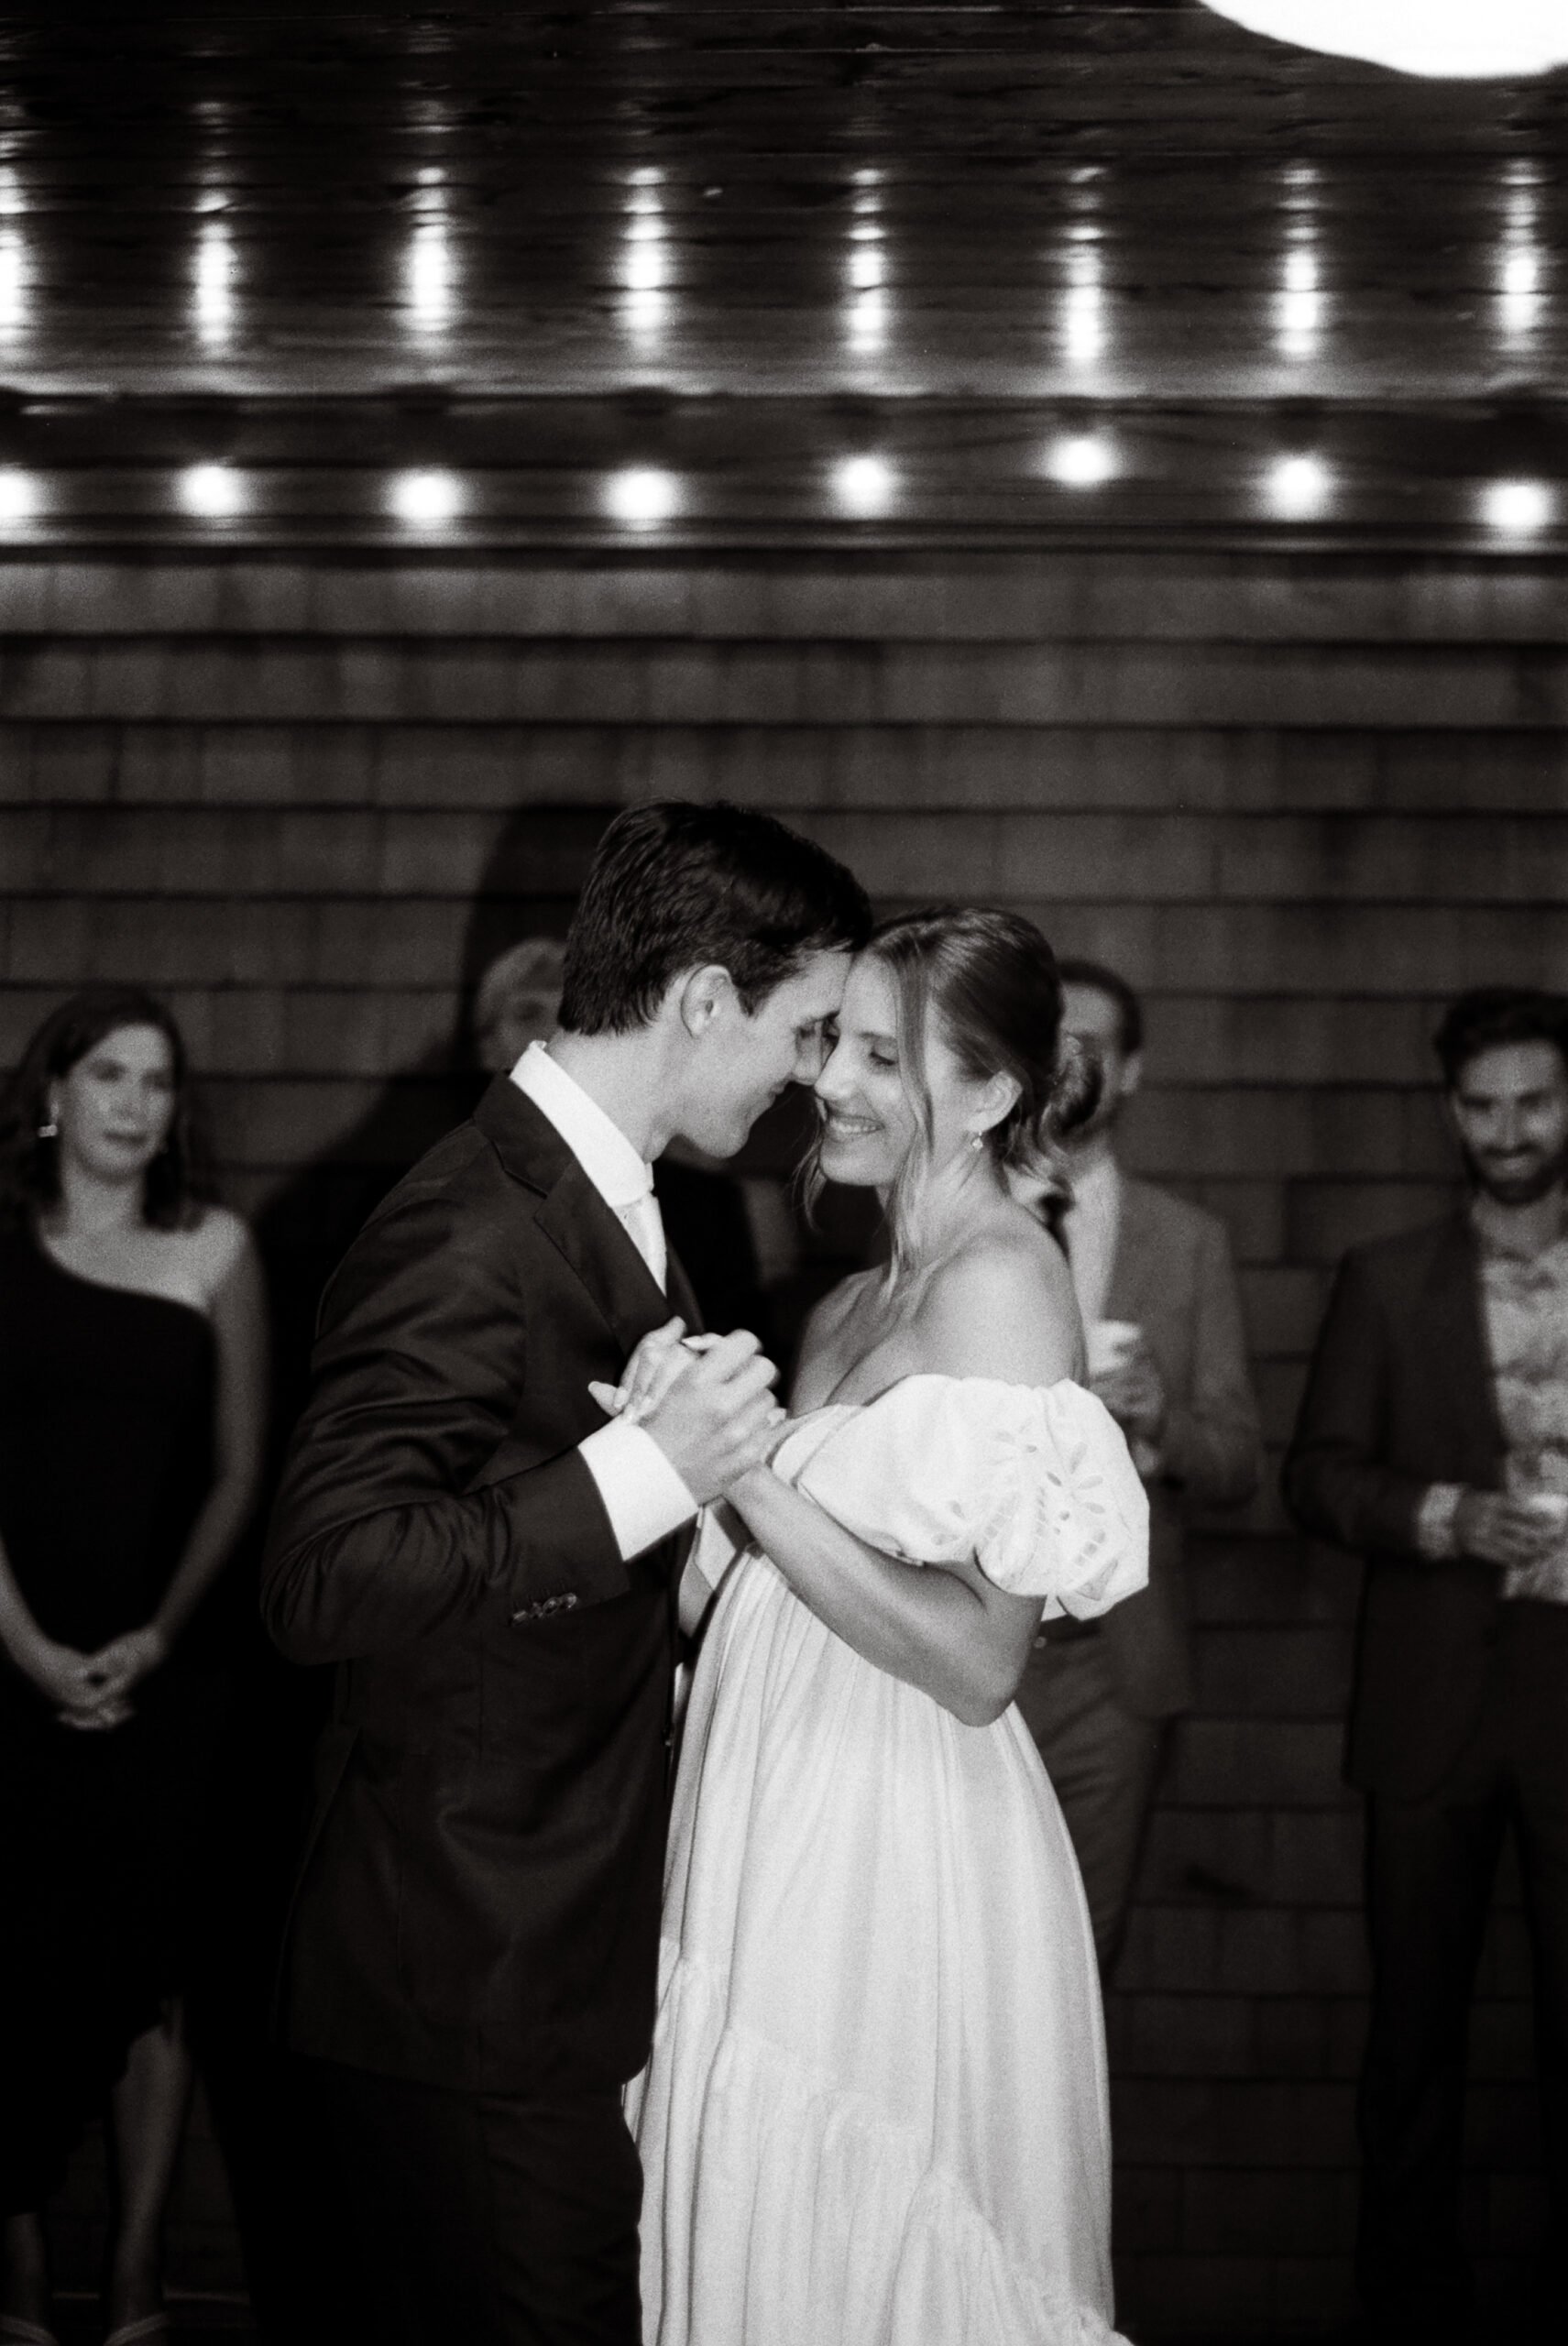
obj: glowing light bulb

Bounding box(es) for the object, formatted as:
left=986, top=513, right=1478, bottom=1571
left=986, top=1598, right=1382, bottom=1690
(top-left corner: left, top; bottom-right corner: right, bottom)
left=1267, top=453, right=1332, bottom=517
left=1497, top=166, right=1544, bottom=339
left=193, top=218, right=236, bottom=348
left=1062, top=282, right=1103, bottom=364
left=622, top=288, right=667, bottom=337
left=605, top=466, right=679, bottom=528
left=390, top=469, right=463, bottom=526
left=847, top=288, right=886, bottom=348
left=1045, top=434, right=1116, bottom=488
left=1058, top=221, right=1107, bottom=369
left=833, top=455, right=894, bottom=515
left=1276, top=162, right=1323, bottom=360
left=0, top=467, right=38, bottom=523
left=621, top=171, right=668, bottom=305
left=180, top=463, right=247, bottom=518
left=1277, top=236, right=1322, bottom=357
left=0, top=226, right=24, bottom=336
left=1482, top=478, right=1552, bottom=536
left=624, top=239, right=667, bottom=292
left=406, top=221, right=454, bottom=334
left=1195, top=5, right=1568, bottom=80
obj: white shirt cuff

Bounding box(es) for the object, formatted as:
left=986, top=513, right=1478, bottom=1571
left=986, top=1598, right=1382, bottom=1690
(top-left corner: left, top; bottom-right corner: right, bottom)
left=579, top=1420, right=699, bottom=1561
left=1415, top=1482, right=1464, bottom=1561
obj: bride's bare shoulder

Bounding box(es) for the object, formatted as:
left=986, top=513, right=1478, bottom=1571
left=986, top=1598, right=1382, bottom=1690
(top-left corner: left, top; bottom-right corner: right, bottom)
left=800, top=1266, right=878, bottom=1349
left=913, top=1214, right=1080, bottom=1385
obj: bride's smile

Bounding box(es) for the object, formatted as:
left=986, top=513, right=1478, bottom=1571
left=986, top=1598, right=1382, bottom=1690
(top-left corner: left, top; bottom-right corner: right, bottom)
left=814, top=955, right=1011, bottom=1195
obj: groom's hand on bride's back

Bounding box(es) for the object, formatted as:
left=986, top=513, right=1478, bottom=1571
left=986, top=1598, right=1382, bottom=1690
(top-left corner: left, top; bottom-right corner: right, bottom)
left=639, top=1329, right=783, bottom=1507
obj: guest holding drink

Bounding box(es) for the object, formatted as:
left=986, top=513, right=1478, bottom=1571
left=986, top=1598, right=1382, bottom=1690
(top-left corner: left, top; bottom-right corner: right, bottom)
left=1011, top=960, right=1261, bottom=1976
left=0, top=988, right=267, bottom=2346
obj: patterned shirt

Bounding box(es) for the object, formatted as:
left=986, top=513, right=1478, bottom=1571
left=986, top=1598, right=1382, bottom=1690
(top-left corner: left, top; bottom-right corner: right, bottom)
left=1477, top=1221, right=1568, bottom=1603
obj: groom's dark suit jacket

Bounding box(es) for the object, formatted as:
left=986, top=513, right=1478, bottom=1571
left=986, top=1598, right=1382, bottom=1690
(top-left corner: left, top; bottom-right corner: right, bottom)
left=261, top=1077, right=696, bottom=2097
left=1282, top=1210, right=1515, bottom=1802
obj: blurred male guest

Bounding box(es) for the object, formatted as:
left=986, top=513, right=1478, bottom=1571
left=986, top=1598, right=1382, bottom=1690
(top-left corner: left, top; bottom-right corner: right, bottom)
left=1014, top=959, right=1261, bottom=1975
left=1285, top=988, right=1568, bottom=2345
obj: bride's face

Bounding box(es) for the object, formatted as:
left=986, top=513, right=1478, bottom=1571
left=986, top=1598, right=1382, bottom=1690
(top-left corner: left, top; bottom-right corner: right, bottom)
left=814, top=956, right=987, bottom=1189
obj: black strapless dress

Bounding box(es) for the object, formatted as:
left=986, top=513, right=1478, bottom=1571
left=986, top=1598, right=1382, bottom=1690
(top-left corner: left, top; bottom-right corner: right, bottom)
left=0, top=1226, right=221, bottom=2209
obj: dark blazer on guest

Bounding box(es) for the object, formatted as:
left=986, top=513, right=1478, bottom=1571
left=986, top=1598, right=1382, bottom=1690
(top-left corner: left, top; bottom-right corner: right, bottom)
left=1098, top=1178, right=1262, bottom=1719
left=261, top=1076, right=696, bottom=2098
left=1282, top=1210, right=1508, bottom=1802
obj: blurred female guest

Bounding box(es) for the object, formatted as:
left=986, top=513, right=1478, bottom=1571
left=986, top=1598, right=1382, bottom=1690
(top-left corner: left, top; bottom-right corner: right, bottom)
left=0, top=988, right=266, bottom=2346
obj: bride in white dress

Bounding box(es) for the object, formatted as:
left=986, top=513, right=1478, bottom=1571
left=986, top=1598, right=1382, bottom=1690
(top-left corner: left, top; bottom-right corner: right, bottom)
left=613, top=906, right=1148, bottom=2346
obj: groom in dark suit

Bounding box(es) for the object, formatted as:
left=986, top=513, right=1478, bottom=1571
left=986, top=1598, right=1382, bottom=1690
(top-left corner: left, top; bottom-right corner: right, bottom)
left=1285, top=988, right=1568, bottom=2342
left=261, top=802, right=869, bottom=2346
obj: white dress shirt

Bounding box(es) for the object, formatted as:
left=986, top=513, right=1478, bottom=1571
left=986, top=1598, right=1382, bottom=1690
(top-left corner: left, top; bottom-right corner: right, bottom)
left=510, top=1041, right=697, bottom=1562
left=1061, top=1153, right=1123, bottom=1331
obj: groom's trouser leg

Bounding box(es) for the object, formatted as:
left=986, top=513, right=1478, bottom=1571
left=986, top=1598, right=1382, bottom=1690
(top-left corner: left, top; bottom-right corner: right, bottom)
left=308, top=2057, right=643, bottom=2346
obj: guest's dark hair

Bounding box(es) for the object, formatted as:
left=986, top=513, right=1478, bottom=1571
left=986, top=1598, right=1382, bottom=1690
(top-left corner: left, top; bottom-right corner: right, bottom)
left=558, top=802, right=872, bottom=1036
left=1433, top=987, right=1568, bottom=1091
left=806, top=905, right=1099, bottom=1287
left=0, top=986, right=215, bottom=1233
left=1055, top=958, right=1145, bottom=1058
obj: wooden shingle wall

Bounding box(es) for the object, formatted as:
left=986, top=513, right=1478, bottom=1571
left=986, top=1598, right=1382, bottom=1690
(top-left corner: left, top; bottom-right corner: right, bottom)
left=4, top=546, right=1564, bottom=2333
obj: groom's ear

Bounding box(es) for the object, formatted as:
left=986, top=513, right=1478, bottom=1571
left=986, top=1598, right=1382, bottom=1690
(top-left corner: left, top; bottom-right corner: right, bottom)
left=675, top=963, right=737, bottom=1039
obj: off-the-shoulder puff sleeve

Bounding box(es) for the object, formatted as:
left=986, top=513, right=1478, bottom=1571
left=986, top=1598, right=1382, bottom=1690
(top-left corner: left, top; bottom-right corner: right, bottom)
left=785, top=1376, right=1149, bottom=1620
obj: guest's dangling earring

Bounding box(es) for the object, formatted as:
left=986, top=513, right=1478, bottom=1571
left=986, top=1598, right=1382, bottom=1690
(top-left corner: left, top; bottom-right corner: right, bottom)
left=37, top=1115, right=59, bottom=1140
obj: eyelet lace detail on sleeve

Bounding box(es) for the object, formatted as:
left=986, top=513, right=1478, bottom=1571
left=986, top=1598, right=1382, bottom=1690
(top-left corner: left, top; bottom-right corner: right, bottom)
left=786, top=1376, right=1148, bottom=1617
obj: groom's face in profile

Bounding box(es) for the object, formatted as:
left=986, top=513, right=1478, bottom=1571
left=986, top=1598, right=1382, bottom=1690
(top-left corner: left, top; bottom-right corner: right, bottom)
left=681, top=948, right=853, bottom=1158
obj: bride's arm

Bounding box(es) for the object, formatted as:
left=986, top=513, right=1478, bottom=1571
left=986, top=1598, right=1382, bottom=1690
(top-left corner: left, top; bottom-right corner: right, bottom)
left=722, top=1469, right=1036, bottom=1726
left=725, top=1229, right=1080, bottom=1728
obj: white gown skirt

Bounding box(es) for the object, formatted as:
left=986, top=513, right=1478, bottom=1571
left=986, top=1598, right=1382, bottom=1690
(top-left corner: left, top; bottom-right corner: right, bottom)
left=626, top=1546, right=1129, bottom=2346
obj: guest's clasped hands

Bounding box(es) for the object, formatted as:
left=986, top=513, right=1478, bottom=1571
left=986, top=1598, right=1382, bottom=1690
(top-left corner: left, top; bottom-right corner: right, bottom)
left=20, top=1618, right=169, bottom=1732
left=589, top=1318, right=788, bottom=1507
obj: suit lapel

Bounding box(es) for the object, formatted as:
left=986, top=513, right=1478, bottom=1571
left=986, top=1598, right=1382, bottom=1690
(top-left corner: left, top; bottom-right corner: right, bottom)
left=1418, top=1212, right=1506, bottom=1475
left=476, top=1073, right=676, bottom=1357
left=534, top=1162, right=677, bottom=1355
left=666, top=1244, right=704, bottom=1335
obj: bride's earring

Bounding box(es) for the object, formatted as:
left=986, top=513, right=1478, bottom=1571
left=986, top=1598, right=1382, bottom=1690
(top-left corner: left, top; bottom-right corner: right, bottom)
left=968, top=1130, right=985, bottom=1154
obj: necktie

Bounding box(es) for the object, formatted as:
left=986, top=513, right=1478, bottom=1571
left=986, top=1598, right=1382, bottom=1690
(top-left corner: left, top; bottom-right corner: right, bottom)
left=621, top=1187, right=667, bottom=1293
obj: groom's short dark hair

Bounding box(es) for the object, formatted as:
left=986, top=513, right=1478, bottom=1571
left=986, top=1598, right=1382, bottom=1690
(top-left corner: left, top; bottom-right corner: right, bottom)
left=559, top=802, right=872, bottom=1036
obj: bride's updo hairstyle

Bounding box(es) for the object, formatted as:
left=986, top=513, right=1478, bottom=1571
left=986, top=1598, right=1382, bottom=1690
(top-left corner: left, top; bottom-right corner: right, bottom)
left=850, top=905, right=1099, bottom=1286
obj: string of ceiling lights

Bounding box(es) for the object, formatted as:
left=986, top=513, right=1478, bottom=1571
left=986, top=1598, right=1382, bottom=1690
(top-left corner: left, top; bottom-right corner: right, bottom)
left=0, top=445, right=1552, bottom=541
left=0, top=146, right=1558, bottom=543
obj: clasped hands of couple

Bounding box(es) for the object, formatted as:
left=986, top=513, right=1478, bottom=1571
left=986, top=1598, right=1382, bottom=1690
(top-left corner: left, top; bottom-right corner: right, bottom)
left=597, top=1318, right=1173, bottom=1499
left=589, top=1319, right=787, bottom=1507
left=21, top=1618, right=170, bottom=1733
